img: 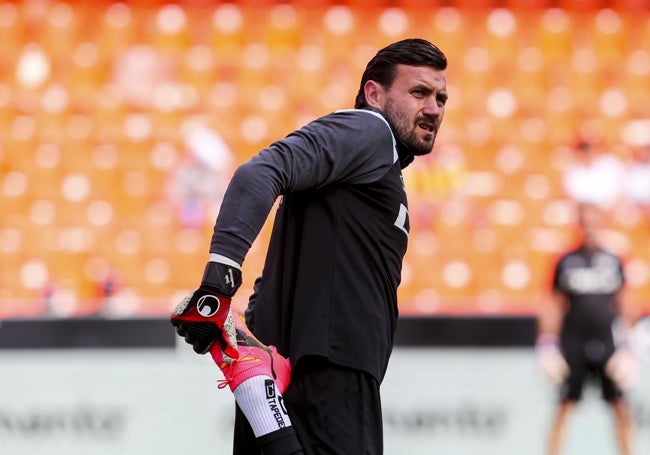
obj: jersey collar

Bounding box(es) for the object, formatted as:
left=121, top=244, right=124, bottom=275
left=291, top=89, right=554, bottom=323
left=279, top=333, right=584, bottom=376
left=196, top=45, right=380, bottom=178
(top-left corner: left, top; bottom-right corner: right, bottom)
left=362, top=107, right=415, bottom=169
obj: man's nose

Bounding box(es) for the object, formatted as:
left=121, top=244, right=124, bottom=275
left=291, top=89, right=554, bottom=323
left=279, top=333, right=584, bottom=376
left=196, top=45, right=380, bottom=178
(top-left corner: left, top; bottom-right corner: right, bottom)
left=423, top=97, right=443, bottom=117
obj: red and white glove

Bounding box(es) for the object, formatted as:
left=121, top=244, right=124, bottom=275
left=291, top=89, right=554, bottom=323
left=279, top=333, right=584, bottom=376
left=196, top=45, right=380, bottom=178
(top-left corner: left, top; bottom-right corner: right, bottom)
left=535, top=333, right=569, bottom=384
left=170, top=260, right=242, bottom=358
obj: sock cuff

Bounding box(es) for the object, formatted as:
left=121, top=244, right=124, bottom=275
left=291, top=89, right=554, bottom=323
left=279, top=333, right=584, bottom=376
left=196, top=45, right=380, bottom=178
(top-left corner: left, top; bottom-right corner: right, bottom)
left=256, top=426, right=304, bottom=455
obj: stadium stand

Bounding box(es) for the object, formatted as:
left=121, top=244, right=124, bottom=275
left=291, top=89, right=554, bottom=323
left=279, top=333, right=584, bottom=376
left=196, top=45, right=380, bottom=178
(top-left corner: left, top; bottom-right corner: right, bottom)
left=0, top=0, right=649, bottom=318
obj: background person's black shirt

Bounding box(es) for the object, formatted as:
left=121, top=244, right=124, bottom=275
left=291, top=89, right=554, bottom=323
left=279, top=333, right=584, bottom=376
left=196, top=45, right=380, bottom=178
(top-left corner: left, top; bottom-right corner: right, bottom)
left=553, top=246, right=625, bottom=355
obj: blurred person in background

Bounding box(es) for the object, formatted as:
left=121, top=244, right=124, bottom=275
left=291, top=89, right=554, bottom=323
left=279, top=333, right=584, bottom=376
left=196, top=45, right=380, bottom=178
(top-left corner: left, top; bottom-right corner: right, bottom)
left=561, top=140, right=626, bottom=211
left=170, top=38, right=448, bottom=455
left=168, top=119, right=235, bottom=229
left=625, top=144, right=650, bottom=225
left=536, top=202, right=640, bottom=455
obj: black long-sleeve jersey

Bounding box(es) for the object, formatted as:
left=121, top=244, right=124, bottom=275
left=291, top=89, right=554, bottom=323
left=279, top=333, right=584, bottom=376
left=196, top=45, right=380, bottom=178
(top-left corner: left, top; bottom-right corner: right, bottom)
left=553, top=246, right=625, bottom=347
left=210, top=108, right=414, bottom=382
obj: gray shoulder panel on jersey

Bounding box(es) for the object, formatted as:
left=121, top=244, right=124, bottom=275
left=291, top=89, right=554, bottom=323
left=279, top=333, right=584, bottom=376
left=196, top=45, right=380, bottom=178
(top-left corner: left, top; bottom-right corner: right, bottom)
left=335, top=109, right=398, bottom=164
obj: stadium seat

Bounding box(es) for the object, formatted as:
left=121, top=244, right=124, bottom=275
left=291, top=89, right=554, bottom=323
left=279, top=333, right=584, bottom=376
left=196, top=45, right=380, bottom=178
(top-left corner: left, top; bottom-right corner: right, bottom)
left=2, top=1, right=649, bottom=317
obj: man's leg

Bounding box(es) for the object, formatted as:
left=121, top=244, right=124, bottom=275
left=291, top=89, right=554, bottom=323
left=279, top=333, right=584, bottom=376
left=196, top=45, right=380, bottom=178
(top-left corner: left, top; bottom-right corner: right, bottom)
left=548, top=352, right=583, bottom=455
left=233, top=403, right=261, bottom=455
left=547, top=400, right=574, bottom=455
left=233, top=402, right=303, bottom=455
left=601, top=356, right=633, bottom=455
left=283, top=356, right=383, bottom=455
left=611, top=399, right=633, bottom=455
left=211, top=313, right=303, bottom=455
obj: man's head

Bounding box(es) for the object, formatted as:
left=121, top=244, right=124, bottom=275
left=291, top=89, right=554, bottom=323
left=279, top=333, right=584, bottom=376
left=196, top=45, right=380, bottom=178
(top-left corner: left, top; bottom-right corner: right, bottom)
left=577, top=202, right=603, bottom=249
left=355, top=38, right=448, bottom=156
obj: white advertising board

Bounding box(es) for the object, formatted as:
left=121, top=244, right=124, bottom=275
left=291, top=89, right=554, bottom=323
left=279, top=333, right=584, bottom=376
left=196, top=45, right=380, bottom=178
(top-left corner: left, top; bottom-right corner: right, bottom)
left=1, top=345, right=649, bottom=455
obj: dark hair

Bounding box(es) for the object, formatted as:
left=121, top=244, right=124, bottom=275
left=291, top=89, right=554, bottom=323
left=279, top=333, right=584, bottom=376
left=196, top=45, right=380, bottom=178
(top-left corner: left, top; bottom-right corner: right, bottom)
left=354, top=38, right=447, bottom=109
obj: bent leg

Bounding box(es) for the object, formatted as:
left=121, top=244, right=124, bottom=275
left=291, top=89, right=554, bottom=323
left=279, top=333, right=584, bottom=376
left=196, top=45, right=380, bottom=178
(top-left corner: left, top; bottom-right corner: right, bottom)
left=283, top=356, right=383, bottom=455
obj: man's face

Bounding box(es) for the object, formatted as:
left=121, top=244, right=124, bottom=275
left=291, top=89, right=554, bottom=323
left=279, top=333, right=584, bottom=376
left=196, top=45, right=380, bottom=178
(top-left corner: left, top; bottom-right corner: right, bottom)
left=372, top=64, right=447, bottom=156
left=578, top=203, right=602, bottom=243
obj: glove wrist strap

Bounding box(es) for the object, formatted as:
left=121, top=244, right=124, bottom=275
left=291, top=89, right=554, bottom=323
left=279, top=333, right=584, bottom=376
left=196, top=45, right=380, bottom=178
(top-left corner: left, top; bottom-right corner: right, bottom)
left=201, top=260, right=243, bottom=296
left=537, top=333, right=560, bottom=347
left=209, top=253, right=241, bottom=268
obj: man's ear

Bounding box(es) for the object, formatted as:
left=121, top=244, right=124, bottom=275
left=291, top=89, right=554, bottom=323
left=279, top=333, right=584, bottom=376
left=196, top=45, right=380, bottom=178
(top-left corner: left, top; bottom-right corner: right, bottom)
left=364, top=80, right=384, bottom=109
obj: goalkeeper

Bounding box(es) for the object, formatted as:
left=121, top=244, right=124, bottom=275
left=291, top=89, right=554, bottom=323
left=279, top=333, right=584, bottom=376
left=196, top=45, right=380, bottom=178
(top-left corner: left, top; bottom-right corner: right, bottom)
left=536, top=202, right=639, bottom=455
left=171, top=38, right=449, bottom=455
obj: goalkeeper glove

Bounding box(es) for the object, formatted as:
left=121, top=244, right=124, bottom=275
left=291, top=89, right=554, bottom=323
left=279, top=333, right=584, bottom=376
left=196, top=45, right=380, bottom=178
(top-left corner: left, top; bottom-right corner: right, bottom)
left=605, top=327, right=640, bottom=390
left=535, top=333, right=569, bottom=384
left=605, top=319, right=641, bottom=390
left=170, top=260, right=242, bottom=357
left=606, top=347, right=639, bottom=390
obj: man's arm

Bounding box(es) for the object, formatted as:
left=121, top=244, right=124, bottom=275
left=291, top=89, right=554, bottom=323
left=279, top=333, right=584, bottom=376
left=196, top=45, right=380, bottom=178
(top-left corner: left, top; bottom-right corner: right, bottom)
left=210, top=110, right=398, bottom=265
left=606, top=287, right=641, bottom=390
left=538, top=289, right=564, bottom=338
left=172, top=111, right=397, bottom=354
left=535, top=290, right=569, bottom=384
left=614, top=287, right=640, bottom=334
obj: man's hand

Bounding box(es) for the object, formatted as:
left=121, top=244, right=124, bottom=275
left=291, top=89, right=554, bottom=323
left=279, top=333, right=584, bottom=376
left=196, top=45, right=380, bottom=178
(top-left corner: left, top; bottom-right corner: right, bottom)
left=606, top=347, right=639, bottom=390
left=535, top=333, right=569, bottom=384
left=170, top=261, right=242, bottom=357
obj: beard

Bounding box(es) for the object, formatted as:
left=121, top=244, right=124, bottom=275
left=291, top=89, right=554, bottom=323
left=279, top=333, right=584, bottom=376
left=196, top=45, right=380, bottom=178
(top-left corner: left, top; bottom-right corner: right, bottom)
left=383, top=101, right=437, bottom=156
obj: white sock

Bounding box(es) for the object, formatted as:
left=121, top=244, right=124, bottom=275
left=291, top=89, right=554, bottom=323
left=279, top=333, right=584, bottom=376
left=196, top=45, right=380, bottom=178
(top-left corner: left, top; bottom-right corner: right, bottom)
left=233, top=375, right=292, bottom=437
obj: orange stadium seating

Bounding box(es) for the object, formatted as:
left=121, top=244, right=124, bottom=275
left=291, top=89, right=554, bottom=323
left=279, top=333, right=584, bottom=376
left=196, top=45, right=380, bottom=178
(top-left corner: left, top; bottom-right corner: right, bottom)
left=0, top=0, right=649, bottom=318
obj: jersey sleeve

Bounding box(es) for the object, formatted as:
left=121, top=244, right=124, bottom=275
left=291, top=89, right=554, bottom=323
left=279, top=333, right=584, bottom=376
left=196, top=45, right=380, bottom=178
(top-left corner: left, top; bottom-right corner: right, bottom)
left=209, top=110, right=398, bottom=265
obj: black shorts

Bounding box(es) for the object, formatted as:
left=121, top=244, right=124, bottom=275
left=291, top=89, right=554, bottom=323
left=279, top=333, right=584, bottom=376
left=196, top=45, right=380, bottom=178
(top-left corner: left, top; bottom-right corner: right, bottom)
left=560, top=339, right=622, bottom=403
left=233, top=355, right=383, bottom=455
